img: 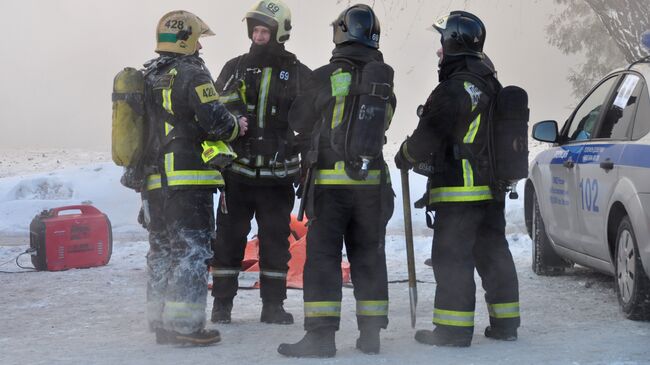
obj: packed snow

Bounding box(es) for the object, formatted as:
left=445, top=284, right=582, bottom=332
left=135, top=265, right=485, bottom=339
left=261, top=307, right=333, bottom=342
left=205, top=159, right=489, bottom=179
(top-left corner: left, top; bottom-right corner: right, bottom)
left=1, top=149, right=649, bottom=365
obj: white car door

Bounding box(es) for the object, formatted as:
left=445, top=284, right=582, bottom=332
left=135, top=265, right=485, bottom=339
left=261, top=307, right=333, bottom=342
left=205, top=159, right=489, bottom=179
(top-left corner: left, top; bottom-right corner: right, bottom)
left=576, top=73, right=645, bottom=261
left=541, top=75, right=620, bottom=250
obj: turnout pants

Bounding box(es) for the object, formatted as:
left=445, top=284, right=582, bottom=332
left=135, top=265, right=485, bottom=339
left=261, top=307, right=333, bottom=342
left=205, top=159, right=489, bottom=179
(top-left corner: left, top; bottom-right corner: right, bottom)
left=431, top=200, right=520, bottom=335
left=211, top=179, right=294, bottom=303
left=303, top=186, right=394, bottom=332
left=158, top=189, right=215, bottom=334
left=144, top=188, right=170, bottom=331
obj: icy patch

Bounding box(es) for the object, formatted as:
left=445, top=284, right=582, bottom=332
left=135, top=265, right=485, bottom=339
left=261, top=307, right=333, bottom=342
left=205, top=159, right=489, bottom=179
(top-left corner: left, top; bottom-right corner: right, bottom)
left=9, top=178, right=73, bottom=200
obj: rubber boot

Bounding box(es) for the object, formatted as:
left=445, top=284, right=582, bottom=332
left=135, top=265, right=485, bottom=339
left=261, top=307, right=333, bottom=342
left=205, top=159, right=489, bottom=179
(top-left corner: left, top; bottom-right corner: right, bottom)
left=261, top=302, right=294, bottom=325
left=156, top=328, right=221, bottom=346
left=356, top=328, right=380, bottom=354
left=484, top=326, right=518, bottom=341
left=277, top=329, right=336, bottom=358
left=211, top=298, right=233, bottom=324
left=414, top=327, right=472, bottom=347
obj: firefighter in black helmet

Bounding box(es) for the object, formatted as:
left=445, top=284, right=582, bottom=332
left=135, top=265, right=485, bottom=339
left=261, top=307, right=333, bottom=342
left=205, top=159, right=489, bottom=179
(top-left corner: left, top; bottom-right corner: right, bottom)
left=278, top=4, right=395, bottom=358
left=395, top=11, right=520, bottom=347
left=142, top=10, right=247, bottom=346
left=209, top=0, right=311, bottom=325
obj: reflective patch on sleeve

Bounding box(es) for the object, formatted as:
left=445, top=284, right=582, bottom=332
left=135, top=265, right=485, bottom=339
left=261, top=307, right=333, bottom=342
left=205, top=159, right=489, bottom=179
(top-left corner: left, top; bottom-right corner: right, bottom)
left=195, top=83, right=219, bottom=104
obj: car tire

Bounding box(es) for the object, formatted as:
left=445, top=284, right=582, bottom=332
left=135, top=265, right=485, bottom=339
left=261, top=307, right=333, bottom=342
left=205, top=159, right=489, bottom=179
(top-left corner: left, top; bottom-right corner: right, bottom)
left=615, top=216, right=650, bottom=320
left=532, top=193, right=572, bottom=276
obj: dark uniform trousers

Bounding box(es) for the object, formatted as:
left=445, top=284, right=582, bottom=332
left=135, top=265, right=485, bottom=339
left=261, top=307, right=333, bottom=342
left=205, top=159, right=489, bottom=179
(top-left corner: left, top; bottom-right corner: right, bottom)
left=160, top=188, right=215, bottom=333
left=431, top=199, right=520, bottom=333
left=303, top=186, right=393, bottom=332
left=211, top=177, right=295, bottom=303
left=144, top=187, right=170, bottom=331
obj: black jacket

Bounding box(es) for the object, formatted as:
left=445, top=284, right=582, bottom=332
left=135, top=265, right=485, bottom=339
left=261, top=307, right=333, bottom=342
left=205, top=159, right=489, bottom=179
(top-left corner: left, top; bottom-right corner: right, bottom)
left=400, top=55, right=500, bottom=205
left=290, top=43, right=396, bottom=187
left=146, top=54, right=239, bottom=190
left=215, top=43, right=311, bottom=185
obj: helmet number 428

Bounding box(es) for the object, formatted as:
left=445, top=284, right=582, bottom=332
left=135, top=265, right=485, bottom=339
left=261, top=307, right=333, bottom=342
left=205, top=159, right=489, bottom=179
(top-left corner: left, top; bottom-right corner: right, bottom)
left=165, top=20, right=184, bottom=30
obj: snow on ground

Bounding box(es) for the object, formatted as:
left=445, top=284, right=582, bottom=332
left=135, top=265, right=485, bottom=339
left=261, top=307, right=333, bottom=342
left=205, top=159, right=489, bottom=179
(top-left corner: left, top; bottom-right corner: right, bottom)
left=1, top=149, right=649, bottom=365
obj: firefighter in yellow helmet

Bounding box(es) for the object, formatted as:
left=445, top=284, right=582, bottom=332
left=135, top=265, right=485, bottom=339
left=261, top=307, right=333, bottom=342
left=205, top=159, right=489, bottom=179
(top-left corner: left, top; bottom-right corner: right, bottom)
left=143, top=10, right=247, bottom=346
left=209, top=0, right=311, bottom=325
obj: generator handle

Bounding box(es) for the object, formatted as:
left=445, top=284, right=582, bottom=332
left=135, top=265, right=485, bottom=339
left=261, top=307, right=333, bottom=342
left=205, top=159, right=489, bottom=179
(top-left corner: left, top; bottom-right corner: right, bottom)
left=49, top=205, right=101, bottom=216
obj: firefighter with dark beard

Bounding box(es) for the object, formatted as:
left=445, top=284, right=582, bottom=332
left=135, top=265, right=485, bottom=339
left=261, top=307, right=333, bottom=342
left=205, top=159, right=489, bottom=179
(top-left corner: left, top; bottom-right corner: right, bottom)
left=209, top=0, right=311, bottom=325
left=394, top=11, right=520, bottom=347
left=277, top=4, right=395, bottom=358
left=143, top=10, right=247, bottom=346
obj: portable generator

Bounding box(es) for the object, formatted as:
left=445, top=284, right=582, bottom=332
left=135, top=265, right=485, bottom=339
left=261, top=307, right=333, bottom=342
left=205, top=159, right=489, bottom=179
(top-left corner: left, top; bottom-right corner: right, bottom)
left=29, top=205, right=113, bottom=271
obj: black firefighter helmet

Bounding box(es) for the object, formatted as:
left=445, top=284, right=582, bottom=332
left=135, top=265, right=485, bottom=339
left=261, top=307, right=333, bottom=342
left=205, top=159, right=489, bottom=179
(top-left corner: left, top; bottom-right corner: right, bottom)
left=432, top=10, right=485, bottom=59
left=332, top=4, right=381, bottom=49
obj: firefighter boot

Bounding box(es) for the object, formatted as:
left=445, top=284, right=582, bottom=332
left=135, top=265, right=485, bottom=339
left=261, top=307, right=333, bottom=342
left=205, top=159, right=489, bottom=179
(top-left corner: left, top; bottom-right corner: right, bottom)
left=414, top=327, right=472, bottom=347
left=356, top=327, right=381, bottom=354
left=260, top=301, right=294, bottom=324
left=155, top=328, right=221, bottom=346
left=211, top=297, right=233, bottom=324
left=277, top=329, right=337, bottom=358
left=484, top=326, right=518, bottom=341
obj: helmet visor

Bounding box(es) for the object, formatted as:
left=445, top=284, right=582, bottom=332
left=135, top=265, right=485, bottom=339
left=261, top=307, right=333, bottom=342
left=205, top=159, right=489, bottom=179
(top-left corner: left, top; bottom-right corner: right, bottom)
left=346, top=8, right=375, bottom=41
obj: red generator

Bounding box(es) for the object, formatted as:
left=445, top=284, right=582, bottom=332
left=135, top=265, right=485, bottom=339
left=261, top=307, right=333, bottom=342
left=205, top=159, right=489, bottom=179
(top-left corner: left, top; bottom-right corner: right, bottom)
left=29, top=205, right=113, bottom=271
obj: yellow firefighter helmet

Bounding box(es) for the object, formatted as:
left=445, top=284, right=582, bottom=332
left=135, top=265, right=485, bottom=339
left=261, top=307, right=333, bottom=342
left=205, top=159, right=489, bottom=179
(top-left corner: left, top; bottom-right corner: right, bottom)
left=155, top=10, right=215, bottom=55
left=244, top=0, right=292, bottom=43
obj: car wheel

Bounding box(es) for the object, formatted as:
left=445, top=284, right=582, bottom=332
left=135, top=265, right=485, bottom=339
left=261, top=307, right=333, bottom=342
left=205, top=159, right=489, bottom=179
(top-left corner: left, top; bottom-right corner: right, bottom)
left=615, top=216, right=650, bottom=320
left=532, top=193, right=572, bottom=275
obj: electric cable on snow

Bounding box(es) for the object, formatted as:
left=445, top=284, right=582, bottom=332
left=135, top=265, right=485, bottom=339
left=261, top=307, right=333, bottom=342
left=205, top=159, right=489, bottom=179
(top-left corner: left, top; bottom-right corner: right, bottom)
left=0, top=248, right=37, bottom=273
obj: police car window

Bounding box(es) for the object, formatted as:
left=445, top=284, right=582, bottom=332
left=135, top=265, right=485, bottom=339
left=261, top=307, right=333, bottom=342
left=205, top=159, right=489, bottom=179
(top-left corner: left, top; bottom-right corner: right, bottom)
left=595, top=74, right=643, bottom=140
left=632, top=83, right=650, bottom=140
left=566, top=76, right=619, bottom=142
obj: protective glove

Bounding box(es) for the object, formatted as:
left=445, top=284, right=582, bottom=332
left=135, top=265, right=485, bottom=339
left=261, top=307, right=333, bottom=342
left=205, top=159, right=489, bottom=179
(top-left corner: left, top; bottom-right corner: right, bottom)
left=394, top=143, right=414, bottom=170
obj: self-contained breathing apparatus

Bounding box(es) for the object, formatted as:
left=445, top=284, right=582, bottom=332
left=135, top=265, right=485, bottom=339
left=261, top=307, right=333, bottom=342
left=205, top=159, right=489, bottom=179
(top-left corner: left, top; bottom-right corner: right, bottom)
left=111, top=56, right=236, bottom=192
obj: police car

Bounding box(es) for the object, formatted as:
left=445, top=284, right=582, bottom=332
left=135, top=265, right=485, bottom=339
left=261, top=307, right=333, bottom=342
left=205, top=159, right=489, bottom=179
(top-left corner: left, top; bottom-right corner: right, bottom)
left=524, top=58, right=650, bottom=320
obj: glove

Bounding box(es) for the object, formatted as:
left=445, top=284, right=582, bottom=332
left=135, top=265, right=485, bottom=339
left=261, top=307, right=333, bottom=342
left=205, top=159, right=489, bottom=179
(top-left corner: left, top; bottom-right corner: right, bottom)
left=394, top=146, right=413, bottom=170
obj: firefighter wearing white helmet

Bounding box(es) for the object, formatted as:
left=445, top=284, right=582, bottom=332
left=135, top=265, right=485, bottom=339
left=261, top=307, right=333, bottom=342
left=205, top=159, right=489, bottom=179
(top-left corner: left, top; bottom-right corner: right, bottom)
left=142, top=9, right=247, bottom=346
left=209, top=0, right=311, bottom=326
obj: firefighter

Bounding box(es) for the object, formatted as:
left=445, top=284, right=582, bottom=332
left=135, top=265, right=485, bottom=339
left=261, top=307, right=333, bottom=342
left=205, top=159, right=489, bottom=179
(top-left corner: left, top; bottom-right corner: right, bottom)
left=394, top=11, right=520, bottom=347
left=143, top=10, right=247, bottom=346
left=209, top=0, right=311, bottom=325
left=277, top=4, right=395, bottom=358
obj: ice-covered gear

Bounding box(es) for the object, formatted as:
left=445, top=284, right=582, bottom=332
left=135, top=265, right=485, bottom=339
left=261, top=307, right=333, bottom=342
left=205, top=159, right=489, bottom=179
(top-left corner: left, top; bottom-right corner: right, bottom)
left=414, top=327, right=472, bottom=347
left=432, top=11, right=485, bottom=59
left=277, top=329, right=337, bottom=358
left=261, top=302, right=294, bottom=324
left=332, top=4, right=381, bottom=49
left=148, top=54, right=238, bottom=190
left=112, top=67, right=145, bottom=167
left=290, top=43, right=395, bottom=190
left=245, top=0, right=292, bottom=44
left=160, top=189, right=216, bottom=334
left=144, top=187, right=170, bottom=332
left=484, top=325, right=518, bottom=341
left=210, top=297, right=233, bottom=324
left=428, top=200, right=520, bottom=345
left=155, top=327, right=221, bottom=346
left=356, top=327, right=380, bottom=354
left=156, top=10, right=214, bottom=56
left=214, top=46, right=310, bottom=185
left=211, top=179, right=294, bottom=304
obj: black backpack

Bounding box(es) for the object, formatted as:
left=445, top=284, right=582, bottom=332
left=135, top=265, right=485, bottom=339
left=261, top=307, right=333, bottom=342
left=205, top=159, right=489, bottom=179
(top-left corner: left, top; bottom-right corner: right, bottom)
left=329, top=60, right=394, bottom=180
left=453, top=72, right=529, bottom=197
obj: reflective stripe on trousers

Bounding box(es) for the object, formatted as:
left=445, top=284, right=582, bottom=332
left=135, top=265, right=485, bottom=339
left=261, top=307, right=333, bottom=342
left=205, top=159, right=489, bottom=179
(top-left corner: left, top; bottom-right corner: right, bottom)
left=488, top=302, right=520, bottom=319
left=432, top=308, right=475, bottom=327
left=304, top=301, right=342, bottom=318
left=356, top=300, right=389, bottom=316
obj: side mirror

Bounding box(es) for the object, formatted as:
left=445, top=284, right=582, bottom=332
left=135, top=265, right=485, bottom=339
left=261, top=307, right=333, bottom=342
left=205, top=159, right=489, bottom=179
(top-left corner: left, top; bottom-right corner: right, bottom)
left=532, top=120, right=559, bottom=143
